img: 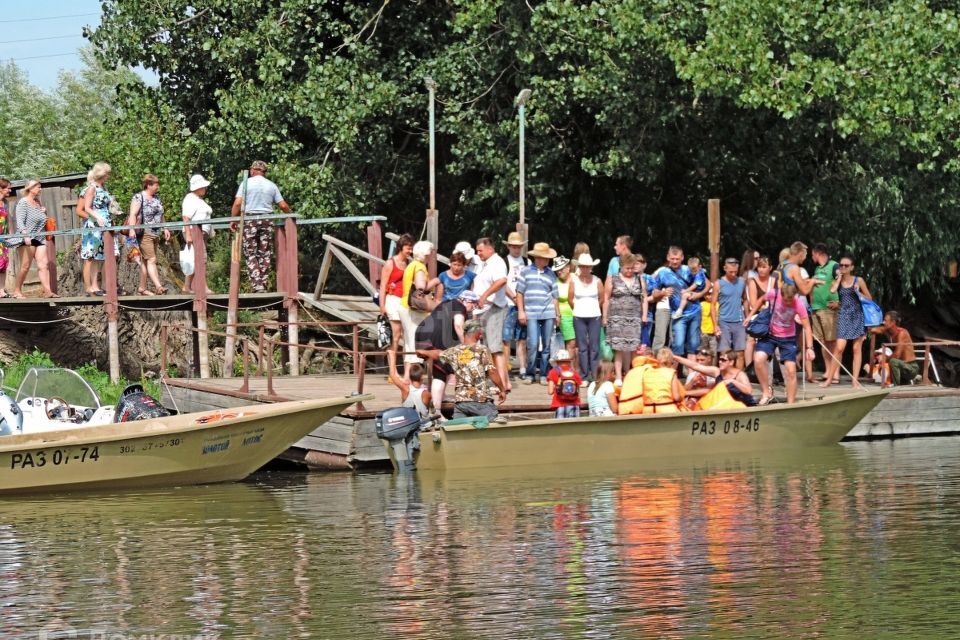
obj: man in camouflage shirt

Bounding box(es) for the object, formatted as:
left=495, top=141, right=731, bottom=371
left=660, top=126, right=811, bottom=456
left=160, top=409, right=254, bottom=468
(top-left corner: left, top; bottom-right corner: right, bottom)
left=439, top=320, right=508, bottom=420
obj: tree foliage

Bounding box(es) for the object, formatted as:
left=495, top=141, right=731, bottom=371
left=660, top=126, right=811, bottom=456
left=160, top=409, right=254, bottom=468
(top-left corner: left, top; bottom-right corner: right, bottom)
left=9, top=0, right=957, bottom=305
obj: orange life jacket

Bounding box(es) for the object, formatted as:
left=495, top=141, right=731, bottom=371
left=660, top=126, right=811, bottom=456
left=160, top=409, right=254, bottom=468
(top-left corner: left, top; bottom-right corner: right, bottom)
left=693, top=381, right=748, bottom=412
left=641, top=367, right=682, bottom=414
left=618, top=359, right=657, bottom=415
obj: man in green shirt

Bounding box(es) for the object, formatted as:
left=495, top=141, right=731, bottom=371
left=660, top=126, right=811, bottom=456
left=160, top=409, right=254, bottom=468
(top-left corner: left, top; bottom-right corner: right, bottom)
left=810, top=243, right=840, bottom=382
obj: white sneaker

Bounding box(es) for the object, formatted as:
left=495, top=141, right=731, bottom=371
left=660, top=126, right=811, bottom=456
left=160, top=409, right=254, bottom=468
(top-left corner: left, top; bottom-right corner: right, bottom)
left=671, top=309, right=683, bottom=320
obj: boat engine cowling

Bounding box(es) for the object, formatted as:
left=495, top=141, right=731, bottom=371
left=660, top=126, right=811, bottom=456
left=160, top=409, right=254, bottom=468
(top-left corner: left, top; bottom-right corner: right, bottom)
left=114, top=384, right=171, bottom=423
left=0, top=391, right=22, bottom=436
left=375, top=407, right=425, bottom=472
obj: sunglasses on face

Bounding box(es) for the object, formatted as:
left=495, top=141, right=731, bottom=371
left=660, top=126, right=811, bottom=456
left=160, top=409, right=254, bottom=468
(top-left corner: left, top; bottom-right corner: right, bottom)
left=718, top=357, right=730, bottom=362
left=840, top=263, right=853, bottom=268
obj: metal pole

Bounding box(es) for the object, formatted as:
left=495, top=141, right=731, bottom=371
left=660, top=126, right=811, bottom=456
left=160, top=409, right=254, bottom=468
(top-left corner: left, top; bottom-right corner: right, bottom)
left=516, top=88, right=532, bottom=246
left=424, top=77, right=439, bottom=277
left=426, top=76, right=437, bottom=212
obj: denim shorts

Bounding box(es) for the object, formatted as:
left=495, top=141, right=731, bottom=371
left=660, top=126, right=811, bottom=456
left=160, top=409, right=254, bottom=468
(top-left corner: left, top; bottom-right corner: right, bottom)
left=502, top=305, right=527, bottom=343
left=756, top=334, right=799, bottom=363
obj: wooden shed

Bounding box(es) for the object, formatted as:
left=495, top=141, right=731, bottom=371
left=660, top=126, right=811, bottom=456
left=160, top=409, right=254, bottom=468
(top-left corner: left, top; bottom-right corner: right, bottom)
left=3, top=173, right=86, bottom=293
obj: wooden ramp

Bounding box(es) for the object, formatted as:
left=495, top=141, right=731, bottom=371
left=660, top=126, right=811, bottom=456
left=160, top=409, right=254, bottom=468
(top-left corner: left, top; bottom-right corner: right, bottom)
left=298, top=292, right=379, bottom=337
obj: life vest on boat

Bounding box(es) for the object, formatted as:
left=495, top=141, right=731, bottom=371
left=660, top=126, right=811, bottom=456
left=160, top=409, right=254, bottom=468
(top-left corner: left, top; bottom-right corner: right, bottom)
left=641, top=367, right=682, bottom=414
left=694, top=381, right=748, bottom=412
left=618, top=359, right=658, bottom=415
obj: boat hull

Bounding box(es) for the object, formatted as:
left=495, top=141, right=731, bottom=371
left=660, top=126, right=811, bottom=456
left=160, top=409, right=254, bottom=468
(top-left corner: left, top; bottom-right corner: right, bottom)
left=401, top=390, right=888, bottom=471
left=0, top=396, right=367, bottom=494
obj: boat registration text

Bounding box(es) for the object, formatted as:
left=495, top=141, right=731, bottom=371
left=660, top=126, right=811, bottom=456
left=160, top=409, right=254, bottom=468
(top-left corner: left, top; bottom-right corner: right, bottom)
left=8, top=446, right=100, bottom=470
left=691, top=417, right=760, bottom=436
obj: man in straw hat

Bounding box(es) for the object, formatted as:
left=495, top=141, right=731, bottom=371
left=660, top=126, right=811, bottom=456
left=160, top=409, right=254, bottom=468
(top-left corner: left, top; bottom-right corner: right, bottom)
left=230, top=160, right=292, bottom=293
left=516, top=242, right=560, bottom=384
left=502, top=231, right=530, bottom=382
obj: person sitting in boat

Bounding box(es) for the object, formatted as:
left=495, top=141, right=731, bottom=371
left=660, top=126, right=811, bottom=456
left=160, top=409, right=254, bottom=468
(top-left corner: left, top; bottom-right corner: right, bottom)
left=674, top=349, right=757, bottom=410
left=415, top=290, right=479, bottom=414
left=547, top=349, right=582, bottom=418
left=639, top=348, right=685, bottom=414
left=387, top=352, right=432, bottom=419
left=588, top=361, right=619, bottom=417
left=435, top=320, right=508, bottom=421
left=683, top=348, right=717, bottom=410
left=616, top=346, right=659, bottom=415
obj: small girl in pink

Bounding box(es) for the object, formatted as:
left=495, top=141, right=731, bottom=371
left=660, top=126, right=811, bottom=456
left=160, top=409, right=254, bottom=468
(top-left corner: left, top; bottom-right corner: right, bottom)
left=745, top=283, right=814, bottom=405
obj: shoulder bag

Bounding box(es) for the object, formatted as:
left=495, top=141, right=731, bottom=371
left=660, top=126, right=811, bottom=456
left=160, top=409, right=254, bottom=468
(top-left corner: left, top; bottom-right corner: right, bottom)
left=854, top=277, right=884, bottom=327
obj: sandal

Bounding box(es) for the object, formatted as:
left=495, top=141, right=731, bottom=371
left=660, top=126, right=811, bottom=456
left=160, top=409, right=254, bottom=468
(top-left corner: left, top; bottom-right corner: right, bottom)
left=758, top=395, right=773, bottom=406
left=137, top=288, right=156, bottom=296
left=154, top=286, right=168, bottom=295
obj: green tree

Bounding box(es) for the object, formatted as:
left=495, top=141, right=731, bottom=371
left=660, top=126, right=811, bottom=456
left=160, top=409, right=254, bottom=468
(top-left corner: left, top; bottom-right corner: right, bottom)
left=86, top=0, right=960, bottom=304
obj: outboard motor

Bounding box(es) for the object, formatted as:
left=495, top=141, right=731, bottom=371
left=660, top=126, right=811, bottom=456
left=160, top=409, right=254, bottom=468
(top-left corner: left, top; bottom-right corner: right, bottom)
left=375, top=407, right=429, bottom=472
left=113, top=384, right=171, bottom=423
left=0, top=391, right=22, bottom=436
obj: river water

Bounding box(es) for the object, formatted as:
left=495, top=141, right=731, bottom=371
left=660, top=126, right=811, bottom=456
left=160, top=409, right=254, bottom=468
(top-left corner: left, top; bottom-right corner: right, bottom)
left=2, top=437, right=959, bottom=639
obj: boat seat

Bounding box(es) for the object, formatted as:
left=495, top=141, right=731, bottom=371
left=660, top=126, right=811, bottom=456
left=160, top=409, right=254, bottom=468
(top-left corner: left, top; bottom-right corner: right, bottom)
left=444, top=416, right=490, bottom=429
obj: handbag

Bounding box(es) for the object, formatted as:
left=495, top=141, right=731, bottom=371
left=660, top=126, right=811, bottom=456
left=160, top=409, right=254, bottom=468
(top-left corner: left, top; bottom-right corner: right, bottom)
left=855, top=278, right=883, bottom=327
left=746, top=276, right=780, bottom=339
left=407, top=286, right=436, bottom=312
left=376, top=314, right=392, bottom=350
left=599, top=327, right=614, bottom=362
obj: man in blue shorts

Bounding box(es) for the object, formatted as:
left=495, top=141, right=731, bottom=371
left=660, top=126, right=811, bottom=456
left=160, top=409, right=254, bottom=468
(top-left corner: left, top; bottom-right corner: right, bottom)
left=713, top=256, right=748, bottom=368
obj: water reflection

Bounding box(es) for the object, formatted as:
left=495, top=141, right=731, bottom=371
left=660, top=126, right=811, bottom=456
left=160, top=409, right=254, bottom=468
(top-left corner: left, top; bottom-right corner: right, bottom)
left=1, top=439, right=959, bottom=638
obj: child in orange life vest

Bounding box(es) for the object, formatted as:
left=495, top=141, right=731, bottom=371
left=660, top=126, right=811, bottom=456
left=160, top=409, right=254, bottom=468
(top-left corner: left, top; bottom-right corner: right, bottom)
left=547, top=349, right=583, bottom=418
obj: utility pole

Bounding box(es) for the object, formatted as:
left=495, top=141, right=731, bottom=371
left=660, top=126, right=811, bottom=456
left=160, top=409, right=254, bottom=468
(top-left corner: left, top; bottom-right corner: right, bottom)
left=516, top=88, right=532, bottom=248
left=425, top=76, right=439, bottom=277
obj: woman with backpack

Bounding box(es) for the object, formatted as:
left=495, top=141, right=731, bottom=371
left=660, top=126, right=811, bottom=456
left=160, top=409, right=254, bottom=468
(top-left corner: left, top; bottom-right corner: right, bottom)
left=819, top=255, right=873, bottom=389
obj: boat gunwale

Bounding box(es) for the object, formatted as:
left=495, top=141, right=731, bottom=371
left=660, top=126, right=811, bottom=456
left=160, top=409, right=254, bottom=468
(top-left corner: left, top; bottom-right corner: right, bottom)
left=0, top=394, right=371, bottom=452
left=440, top=389, right=890, bottom=433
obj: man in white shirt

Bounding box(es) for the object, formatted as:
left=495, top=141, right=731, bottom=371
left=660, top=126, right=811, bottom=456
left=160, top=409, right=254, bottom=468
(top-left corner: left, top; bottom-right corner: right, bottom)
left=472, top=236, right=510, bottom=390
left=229, top=160, right=292, bottom=293
left=503, top=231, right=529, bottom=379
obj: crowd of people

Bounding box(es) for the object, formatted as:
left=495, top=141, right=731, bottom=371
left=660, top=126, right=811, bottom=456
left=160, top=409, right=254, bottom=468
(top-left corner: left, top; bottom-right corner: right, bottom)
left=385, top=234, right=917, bottom=421
left=0, top=160, right=290, bottom=298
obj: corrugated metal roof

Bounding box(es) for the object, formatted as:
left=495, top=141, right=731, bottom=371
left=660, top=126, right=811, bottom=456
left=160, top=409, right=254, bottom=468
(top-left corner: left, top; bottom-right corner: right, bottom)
left=7, top=173, right=87, bottom=189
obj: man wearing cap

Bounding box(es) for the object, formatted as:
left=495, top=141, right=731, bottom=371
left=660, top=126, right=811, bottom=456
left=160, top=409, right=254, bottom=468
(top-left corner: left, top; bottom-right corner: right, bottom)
left=437, top=319, right=508, bottom=420
left=415, top=290, right=479, bottom=413
left=502, top=231, right=530, bottom=381
left=712, top=256, right=749, bottom=368
left=516, top=242, right=560, bottom=384
left=230, top=160, right=292, bottom=293
left=472, top=237, right=510, bottom=388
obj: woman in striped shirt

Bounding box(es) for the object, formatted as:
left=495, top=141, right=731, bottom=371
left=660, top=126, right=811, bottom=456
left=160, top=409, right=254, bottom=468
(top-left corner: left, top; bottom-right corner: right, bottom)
left=12, top=179, right=57, bottom=298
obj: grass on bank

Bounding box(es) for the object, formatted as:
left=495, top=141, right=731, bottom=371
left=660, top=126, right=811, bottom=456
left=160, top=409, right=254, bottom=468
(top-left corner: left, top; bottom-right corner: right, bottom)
left=1, top=349, right=161, bottom=406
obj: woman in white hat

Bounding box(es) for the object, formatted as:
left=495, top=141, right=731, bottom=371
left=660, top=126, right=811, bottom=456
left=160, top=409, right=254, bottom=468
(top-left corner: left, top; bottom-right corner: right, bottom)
left=181, top=174, right=213, bottom=294
left=567, top=252, right=605, bottom=385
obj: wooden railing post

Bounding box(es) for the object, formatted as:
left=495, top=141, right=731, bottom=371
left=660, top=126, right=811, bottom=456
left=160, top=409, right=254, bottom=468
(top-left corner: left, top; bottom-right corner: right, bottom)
left=160, top=324, right=168, bottom=379
left=367, top=220, right=383, bottom=292
left=192, top=224, right=210, bottom=379
left=102, top=230, right=120, bottom=383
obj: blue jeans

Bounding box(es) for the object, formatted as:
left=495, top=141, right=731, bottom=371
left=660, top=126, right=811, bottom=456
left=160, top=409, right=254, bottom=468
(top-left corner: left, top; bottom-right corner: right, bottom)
left=555, top=405, right=581, bottom=419
left=526, top=317, right=555, bottom=378
left=641, top=321, right=653, bottom=347
left=574, top=315, right=601, bottom=380
left=671, top=313, right=701, bottom=357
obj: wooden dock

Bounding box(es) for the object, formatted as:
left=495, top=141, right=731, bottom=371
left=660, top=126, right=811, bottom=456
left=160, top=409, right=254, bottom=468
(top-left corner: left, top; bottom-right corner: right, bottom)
left=161, top=372, right=960, bottom=470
